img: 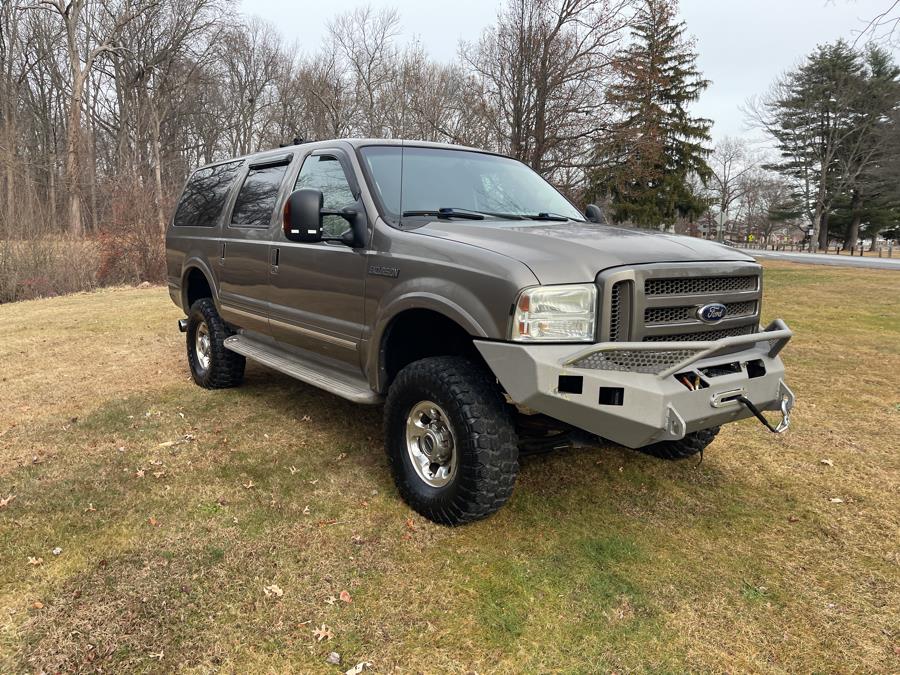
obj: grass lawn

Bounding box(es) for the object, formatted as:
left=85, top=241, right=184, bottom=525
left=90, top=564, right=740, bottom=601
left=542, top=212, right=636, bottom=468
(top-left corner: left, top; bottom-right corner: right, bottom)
left=1, top=261, right=898, bottom=673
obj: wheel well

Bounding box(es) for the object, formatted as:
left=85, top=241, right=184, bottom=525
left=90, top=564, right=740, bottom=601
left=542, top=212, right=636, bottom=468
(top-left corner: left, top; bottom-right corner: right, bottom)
left=184, top=268, right=212, bottom=308
left=381, top=309, right=487, bottom=388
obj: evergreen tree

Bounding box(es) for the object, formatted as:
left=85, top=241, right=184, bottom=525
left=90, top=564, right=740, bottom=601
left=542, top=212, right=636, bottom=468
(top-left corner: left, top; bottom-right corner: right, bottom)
left=758, top=41, right=899, bottom=250
left=590, top=0, right=712, bottom=228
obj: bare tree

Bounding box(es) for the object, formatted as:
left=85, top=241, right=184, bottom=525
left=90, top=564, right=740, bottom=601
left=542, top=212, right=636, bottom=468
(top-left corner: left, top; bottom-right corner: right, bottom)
left=31, top=0, right=153, bottom=235
left=329, top=6, right=400, bottom=137
left=707, top=137, right=758, bottom=240
left=463, top=0, right=632, bottom=182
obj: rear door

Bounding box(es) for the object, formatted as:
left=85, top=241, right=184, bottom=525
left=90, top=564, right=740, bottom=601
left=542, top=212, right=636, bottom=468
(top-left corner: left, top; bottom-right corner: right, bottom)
left=268, top=148, right=367, bottom=366
left=217, top=154, right=293, bottom=335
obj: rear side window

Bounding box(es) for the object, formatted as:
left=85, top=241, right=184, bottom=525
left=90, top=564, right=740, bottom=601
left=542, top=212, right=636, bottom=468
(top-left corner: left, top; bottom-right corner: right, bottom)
left=173, top=161, right=242, bottom=227
left=231, top=162, right=291, bottom=228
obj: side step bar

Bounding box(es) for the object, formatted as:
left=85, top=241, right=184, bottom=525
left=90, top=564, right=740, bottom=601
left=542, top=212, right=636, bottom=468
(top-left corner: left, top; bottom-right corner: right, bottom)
left=224, top=334, right=381, bottom=405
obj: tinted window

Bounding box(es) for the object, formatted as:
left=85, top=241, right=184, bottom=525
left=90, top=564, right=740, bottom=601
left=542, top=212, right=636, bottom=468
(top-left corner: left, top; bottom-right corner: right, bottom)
left=294, top=155, right=356, bottom=237
left=173, top=161, right=242, bottom=227
left=231, top=163, right=290, bottom=227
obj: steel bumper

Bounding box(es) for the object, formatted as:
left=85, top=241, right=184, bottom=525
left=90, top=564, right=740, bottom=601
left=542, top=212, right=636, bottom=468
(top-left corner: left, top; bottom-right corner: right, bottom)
left=475, top=320, right=795, bottom=449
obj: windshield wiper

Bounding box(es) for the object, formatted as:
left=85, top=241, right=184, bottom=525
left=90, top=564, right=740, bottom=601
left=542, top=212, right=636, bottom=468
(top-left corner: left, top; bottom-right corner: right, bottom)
left=521, top=212, right=572, bottom=222
left=402, top=207, right=485, bottom=220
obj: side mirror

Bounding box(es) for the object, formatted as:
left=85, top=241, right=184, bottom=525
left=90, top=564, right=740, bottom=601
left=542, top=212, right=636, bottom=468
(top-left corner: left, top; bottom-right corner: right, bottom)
left=585, top=203, right=605, bottom=224
left=283, top=188, right=323, bottom=242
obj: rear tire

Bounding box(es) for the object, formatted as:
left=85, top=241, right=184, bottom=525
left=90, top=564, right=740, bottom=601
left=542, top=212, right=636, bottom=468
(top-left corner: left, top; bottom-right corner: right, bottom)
left=384, top=356, right=519, bottom=526
left=638, top=426, right=720, bottom=460
left=186, top=298, right=245, bottom=389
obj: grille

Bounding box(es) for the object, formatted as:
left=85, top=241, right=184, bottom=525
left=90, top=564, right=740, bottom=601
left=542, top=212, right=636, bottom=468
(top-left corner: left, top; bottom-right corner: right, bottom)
left=642, top=324, right=757, bottom=342
left=571, top=349, right=701, bottom=375
left=644, top=300, right=757, bottom=325
left=609, top=282, right=623, bottom=341
left=645, top=275, right=758, bottom=296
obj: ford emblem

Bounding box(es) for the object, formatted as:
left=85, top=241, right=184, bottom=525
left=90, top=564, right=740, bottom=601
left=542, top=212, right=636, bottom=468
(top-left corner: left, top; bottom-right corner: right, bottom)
left=696, top=303, right=727, bottom=324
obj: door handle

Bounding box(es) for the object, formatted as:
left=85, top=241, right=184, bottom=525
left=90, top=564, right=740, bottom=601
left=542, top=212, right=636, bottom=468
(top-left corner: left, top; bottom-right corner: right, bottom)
left=219, top=241, right=226, bottom=266
left=270, top=247, right=279, bottom=274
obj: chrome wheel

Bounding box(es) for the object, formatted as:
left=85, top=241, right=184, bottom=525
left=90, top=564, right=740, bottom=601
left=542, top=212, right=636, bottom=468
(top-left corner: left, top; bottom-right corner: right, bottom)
left=195, top=321, right=211, bottom=371
left=405, top=401, right=457, bottom=488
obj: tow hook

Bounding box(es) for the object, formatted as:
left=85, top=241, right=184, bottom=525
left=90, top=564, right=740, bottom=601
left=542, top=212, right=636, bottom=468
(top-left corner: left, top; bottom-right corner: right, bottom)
left=177, top=319, right=188, bottom=333
left=736, top=382, right=794, bottom=434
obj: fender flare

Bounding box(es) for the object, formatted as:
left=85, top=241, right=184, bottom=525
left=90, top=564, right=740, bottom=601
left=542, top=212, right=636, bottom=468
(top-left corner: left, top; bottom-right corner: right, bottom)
left=180, top=257, right=219, bottom=310
left=368, top=290, right=496, bottom=392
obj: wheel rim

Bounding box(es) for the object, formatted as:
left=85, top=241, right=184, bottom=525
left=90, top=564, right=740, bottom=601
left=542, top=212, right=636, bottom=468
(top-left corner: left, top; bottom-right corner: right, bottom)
left=405, top=400, right=457, bottom=488
left=195, top=321, right=211, bottom=371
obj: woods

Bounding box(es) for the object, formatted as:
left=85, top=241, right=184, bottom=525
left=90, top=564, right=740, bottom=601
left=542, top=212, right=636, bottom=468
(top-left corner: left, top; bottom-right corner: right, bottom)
left=0, top=0, right=899, bottom=302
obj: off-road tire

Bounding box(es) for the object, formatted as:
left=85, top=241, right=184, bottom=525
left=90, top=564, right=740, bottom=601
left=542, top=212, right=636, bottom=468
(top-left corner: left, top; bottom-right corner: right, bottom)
left=384, top=356, right=519, bottom=526
left=186, top=298, right=245, bottom=389
left=638, top=426, right=720, bottom=460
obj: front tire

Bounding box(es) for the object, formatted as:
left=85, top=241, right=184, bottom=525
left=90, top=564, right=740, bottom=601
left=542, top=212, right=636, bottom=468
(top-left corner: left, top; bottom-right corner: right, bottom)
left=186, top=298, right=245, bottom=389
left=384, top=356, right=519, bottom=526
left=638, top=426, right=720, bottom=460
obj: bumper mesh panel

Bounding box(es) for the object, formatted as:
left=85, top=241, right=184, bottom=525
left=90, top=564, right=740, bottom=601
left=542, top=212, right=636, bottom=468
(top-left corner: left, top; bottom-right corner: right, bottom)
left=570, top=349, right=701, bottom=375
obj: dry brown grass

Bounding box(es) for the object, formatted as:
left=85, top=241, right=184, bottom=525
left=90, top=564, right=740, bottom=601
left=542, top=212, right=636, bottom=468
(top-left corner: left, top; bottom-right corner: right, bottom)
left=0, top=261, right=898, bottom=673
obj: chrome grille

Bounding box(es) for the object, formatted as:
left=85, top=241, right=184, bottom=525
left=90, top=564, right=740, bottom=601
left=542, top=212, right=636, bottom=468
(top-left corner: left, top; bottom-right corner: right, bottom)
left=645, top=300, right=757, bottom=325
left=645, top=275, right=758, bottom=296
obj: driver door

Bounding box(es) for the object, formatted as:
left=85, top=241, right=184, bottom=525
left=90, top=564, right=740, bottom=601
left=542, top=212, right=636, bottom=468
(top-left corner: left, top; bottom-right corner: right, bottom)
left=267, top=148, right=368, bottom=366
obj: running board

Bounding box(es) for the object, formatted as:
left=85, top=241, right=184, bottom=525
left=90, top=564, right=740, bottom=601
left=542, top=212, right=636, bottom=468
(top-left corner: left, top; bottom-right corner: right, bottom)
left=224, top=334, right=381, bottom=404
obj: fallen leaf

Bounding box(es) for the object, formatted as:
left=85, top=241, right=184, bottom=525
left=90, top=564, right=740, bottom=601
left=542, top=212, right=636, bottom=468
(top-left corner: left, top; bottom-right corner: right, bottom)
left=289, top=466, right=298, bottom=475
left=820, top=458, right=834, bottom=467
left=788, top=515, right=800, bottom=523
left=32, top=601, right=43, bottom=609
left=405, top=518, right=416, bottom=531
left=303, top=505, right=311, bottom=515
left=326, top=651, right=341, bottom=666
left=324, top=595, right=337, bottom=605
left=301, top=415, right=312, bottom=422
left=152, top=471, right=165, bottom=479
left=829, top=497, right=844, bottom=504
left=136, top=468, right=145, bottom=478
left=263, top=584, right=284, bottom=598
left=336, top=453, right=347, bottom=461
left=0, top=494, right=16, bottom=508
left=84, top=503, right=96, bottom=513
left=27, top=557, right=43, bottom=566
left=51, top=547, right=62, bottom=556
left=314, top=623, right=334, bottom=641
left=158, top=441, right=176, bottom=448
left=243, top=480, right=255, bottom=489
left=345, top=661, right=371, bottom=675
left=339, top=590, right=352, bottom=604
left=148, top=516, right=159, bottom=527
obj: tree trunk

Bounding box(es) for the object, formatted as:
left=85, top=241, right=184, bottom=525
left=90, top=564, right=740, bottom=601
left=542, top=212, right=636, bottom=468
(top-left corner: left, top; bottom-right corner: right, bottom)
left=65, top=80, right=84, bottom=237
left=818, top=211, right=829, bottom=251
left=843, top=191, right=862, bottom=251
left=149, top=104, right=167, bottom=235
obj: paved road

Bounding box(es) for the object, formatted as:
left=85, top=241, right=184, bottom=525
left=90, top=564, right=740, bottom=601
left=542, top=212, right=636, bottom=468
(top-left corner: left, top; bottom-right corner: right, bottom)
left=739, top=249, right=900, bottom=271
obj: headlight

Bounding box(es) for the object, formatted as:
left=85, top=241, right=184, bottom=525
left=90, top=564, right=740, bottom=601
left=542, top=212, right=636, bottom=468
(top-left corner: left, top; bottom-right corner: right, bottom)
left=511, top=284, right=597, bottom=342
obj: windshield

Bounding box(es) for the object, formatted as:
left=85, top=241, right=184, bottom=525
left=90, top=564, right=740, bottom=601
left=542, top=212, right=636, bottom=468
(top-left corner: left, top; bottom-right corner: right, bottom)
left=358, top=145, right=584, bottom=223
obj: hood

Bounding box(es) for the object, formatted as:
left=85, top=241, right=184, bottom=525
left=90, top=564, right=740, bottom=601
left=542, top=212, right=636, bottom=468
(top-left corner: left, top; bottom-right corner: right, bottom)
left=414, top=220, right=754, bottom=284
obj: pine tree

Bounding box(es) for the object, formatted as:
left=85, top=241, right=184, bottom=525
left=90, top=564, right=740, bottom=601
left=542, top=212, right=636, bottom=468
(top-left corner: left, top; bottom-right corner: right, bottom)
left=590, top=0, right=712, bottom=228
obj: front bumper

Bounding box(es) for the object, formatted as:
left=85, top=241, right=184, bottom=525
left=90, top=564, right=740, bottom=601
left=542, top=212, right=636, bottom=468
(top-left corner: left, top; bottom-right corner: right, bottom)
left=475, top=320, right=794, bottom=449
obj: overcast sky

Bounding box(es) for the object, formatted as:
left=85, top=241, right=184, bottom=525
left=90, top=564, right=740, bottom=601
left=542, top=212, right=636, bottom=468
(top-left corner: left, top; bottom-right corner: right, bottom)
left=240, top=0, right=897, bottom=143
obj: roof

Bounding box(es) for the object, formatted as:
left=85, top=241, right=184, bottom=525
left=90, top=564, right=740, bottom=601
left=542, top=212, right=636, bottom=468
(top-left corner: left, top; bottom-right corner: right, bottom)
left=194, top=138, right=501, bottom=172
